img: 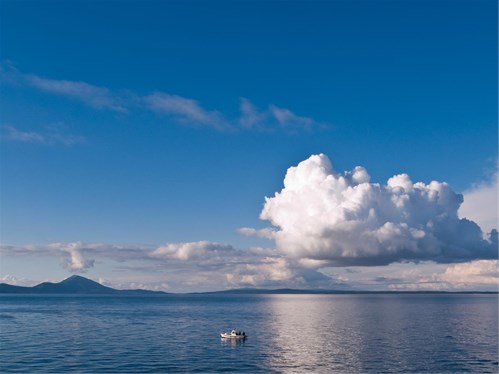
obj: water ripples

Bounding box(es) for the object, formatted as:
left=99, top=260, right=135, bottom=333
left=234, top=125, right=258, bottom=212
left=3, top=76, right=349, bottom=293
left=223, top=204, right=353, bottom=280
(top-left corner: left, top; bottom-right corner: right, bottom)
left=0, top=294, right=497, bottom=373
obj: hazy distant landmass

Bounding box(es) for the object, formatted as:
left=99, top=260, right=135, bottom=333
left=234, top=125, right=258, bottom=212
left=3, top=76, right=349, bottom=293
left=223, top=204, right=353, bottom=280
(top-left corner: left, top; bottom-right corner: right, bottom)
left=1, top=275, right=496, bottom=294
left=0, top=275, right=167, bottom=295
left=198, top=288, right=497, bottom=295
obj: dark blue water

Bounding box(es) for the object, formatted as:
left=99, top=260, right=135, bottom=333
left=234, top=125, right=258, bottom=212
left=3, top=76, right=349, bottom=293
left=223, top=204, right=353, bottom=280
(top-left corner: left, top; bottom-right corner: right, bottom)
left=1, top=294, right=497, bottom=373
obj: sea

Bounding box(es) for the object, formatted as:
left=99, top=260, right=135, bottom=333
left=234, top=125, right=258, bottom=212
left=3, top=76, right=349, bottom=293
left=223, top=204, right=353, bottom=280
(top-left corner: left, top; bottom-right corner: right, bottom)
left=0, top=293, right=497, bottom=373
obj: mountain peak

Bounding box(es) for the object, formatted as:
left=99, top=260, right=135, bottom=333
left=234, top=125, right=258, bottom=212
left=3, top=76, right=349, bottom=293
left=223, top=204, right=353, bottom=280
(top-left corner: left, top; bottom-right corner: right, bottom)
left=33, top=275, right=113, bottom=293
left=62, top=275, right=93, bottom=283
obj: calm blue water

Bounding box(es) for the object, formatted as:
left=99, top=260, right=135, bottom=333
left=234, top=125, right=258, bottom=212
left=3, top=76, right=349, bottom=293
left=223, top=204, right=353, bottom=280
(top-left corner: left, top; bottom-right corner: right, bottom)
left=0, top=294, right=497, bottom=373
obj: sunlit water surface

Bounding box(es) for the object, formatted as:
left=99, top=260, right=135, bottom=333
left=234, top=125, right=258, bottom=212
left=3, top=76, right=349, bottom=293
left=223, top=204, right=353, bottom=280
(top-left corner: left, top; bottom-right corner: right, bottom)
left=1, top=294, right=497, bottom=373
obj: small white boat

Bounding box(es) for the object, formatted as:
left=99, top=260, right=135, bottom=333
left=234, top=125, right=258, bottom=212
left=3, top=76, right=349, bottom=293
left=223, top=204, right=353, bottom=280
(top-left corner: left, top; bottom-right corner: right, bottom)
left=220, top=329, right=247, bottom=339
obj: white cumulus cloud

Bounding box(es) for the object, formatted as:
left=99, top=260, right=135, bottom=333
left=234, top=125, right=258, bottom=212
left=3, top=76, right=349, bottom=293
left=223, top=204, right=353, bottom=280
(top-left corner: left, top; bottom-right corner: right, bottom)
left=49, top=242, right=95, bottom=272
left=257, top=154, right=497, bottom=266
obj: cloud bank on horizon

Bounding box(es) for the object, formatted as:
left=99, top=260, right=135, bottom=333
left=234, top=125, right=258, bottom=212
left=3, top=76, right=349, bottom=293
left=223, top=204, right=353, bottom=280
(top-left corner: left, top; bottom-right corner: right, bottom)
left=249, top=154, right=497, bottom=267
left=1, top=240, right=497, bottom=292
left=1, top=154, right=497, bottom=292
left=0, top=241, right=338, bottom=291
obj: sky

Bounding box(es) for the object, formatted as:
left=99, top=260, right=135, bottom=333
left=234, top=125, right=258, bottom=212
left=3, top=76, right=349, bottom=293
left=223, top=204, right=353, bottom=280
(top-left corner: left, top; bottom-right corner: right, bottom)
left=0, top=0, right=497, bottom=292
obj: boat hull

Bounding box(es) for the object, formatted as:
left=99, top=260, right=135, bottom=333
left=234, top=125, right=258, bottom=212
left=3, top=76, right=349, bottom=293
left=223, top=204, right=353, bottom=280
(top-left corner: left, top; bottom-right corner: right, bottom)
left=220, top=333, right=246, bottom=339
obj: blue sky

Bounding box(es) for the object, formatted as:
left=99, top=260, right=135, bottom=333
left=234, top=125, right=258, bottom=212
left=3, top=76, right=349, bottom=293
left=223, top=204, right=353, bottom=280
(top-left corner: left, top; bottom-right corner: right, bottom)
left=0, top=0, right=497, bottom=291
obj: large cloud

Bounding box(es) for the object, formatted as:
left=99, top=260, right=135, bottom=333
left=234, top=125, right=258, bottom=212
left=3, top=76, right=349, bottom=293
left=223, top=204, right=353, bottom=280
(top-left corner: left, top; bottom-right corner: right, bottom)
left=258, top=154, right=497, bottom=266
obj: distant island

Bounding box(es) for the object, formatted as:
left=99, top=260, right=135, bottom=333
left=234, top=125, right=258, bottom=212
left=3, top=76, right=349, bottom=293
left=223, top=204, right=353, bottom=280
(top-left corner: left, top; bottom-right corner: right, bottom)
left=0, top=275, right=496, bottom=294
left=0, top=275, right=167, bottom=295
left=198, top=288, right=497, bottom=295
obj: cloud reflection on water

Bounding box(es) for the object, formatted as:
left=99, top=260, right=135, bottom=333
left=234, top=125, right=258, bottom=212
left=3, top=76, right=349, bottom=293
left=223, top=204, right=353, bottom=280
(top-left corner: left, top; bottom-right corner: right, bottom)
left=263, top=295, right=362, bottom=372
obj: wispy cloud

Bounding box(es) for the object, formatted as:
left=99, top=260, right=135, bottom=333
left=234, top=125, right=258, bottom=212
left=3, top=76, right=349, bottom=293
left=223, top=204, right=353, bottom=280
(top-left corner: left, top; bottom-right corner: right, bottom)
left=238, top=98, right=326, bottom=132
left=238, top=98, right=269, bottom=129
left=144, top=93, right=230, bottom=131
left=2, top=126, right=45, bottom=143
left=1, top=64, right=126, bottom=112
left=2, top=65, right=327, bottom=133
left=145, top=95, right=325, bottom=132
left=2, top=125, right=85, bottom=146
left=269, top=104, right=319, bottom=130
left=26, top=75, right=127, bottom=112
